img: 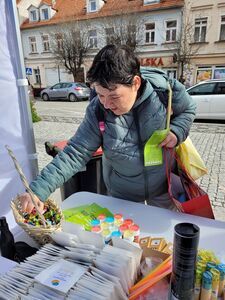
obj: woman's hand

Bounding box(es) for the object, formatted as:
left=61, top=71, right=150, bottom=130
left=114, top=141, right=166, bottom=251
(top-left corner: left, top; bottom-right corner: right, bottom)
left=159, top=131, right=178, bottom=148
left=19, top=192, right=45, bottom=214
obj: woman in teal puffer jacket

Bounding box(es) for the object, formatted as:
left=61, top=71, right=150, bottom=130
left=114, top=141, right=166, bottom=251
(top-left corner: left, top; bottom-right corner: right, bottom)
left=19, top=44, right=196, bottom=213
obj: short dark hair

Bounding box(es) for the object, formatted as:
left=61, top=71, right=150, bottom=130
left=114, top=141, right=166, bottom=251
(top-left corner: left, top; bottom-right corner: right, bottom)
left=87, top=44, right=141, bottom=89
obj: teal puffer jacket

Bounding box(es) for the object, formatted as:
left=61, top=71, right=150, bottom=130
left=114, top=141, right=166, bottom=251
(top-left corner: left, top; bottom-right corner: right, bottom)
left=30, top=68, right=196, bottom=203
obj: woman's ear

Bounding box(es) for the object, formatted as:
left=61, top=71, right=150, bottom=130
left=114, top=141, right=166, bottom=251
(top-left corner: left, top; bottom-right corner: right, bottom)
left=133, top=75, right=142, bottom=91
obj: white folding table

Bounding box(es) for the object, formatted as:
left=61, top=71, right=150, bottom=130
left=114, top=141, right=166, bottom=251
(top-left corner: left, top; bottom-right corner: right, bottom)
left=62, top=191, right=225, bottom=255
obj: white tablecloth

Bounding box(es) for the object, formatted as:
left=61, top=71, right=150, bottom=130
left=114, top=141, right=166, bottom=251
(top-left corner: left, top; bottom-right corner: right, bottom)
left=62, top=192, right=225, bottom=255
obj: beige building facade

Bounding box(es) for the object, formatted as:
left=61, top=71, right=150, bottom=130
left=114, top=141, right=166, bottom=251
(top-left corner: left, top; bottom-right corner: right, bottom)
left=184, top=0, right=225, bottom=87
left=17, top=0, right=184, bottom=88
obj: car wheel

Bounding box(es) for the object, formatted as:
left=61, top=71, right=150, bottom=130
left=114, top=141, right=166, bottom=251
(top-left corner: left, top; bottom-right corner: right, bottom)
left=69, top=93, right=78, bottom=102
left=42, top=93, right=49, bottom=101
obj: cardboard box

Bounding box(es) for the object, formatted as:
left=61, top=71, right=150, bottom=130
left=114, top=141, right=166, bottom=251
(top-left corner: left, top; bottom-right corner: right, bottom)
left=139, top=236, right=172, bottom=261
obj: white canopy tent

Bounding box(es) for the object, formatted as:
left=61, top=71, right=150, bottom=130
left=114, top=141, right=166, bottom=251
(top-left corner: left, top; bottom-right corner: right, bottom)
left=0, top=0, right=38, bottom=236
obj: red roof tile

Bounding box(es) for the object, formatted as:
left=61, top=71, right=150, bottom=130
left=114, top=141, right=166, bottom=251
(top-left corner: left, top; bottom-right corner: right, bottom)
left=20, top=0, right=184, bottom=29
left=39, top=0, right=53, bottom=6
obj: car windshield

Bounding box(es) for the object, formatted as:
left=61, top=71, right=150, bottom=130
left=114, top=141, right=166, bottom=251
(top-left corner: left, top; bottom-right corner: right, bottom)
left=188, top=83, right=216, bottom=95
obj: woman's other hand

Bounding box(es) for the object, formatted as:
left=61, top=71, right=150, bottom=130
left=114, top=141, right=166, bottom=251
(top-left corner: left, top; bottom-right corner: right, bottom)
left=159, top=131, right=178, bottom=148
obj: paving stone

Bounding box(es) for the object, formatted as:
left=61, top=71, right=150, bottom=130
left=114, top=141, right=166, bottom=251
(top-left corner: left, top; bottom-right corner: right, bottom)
left=33, top=108, right=225, bottom=221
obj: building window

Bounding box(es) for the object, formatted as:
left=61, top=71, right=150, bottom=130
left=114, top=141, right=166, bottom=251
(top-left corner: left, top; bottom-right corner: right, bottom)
left=194, top=18, right=207, bottom=42
left=89, top=0, right=97, bottom=12
left=196, top=68, right=212, bottom=83
left=55, top=33, right=63, bottom=50
left=89, top=30, right=98, bottom=48
left=166, top=21, right=177, bottom=42
left=166, top=20, right=177, bottom=42
left=41, top=8, right=49, bottom=20
left=34, top=68, right=41, bottom=84
left=166, top=69, right=177, bottom=79
left=145, top=23, right=155, bottom=44
left=42, top=35, right=50, bottom=52
left=30, top=10, right=37, bottom=21
left=214, top=68, right=225, bottom=79
left=29, top=37, right=37, bottom=53
left=105, top=27, right=115, bottom=44
left=219, top=16, right=225, bottom=41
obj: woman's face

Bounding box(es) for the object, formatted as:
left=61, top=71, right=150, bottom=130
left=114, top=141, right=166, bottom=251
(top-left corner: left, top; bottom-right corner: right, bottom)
left=94, top=76, right=141, bottom=115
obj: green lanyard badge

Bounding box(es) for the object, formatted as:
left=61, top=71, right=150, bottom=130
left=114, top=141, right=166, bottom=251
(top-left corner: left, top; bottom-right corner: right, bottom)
left=144, top=83, right=172, bottom=167
left=144, top=129, right=169, bottom=166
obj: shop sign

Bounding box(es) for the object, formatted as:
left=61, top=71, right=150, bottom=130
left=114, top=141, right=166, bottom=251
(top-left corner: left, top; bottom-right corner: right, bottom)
left=140, top=57, right=164, bottom=67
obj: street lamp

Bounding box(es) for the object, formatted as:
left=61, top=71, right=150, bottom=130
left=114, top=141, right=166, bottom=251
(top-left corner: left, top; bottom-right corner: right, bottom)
left=37, top=66, right=41, bottom=88
left=58, top=65, right=61, bottom=83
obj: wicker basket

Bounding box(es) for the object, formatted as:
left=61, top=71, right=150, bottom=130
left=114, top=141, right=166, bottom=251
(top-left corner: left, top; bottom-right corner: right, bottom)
left=6, top=145, right=63, bottom=245
left=11, top=196, right=63, bottom=245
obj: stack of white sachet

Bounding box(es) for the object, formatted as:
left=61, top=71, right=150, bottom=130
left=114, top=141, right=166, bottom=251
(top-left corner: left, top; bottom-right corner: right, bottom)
left=0, top=244, right=68, bottom=299
left=66, top=242, right=141, bottom=300
left=0, top=223, right=142, bottom=300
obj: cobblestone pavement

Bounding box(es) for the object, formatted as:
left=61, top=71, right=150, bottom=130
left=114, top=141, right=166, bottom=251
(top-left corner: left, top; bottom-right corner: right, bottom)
left=33, top=112, right=225, bottom=222
left=190, top=125, right=225, bottom=221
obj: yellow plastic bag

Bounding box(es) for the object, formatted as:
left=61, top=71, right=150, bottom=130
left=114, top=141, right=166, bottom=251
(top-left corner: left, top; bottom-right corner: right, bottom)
left=176, top=137, right=207, bottom=180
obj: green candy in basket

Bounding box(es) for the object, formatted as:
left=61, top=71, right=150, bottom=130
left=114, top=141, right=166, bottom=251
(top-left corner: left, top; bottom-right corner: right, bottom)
left=6, top=145, right=63, bottom=245
left=23, top=206, right=61, bottom=226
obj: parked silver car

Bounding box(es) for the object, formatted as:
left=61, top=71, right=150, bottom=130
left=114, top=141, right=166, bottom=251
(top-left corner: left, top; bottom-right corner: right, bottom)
left=187, top=79, right=225, bottom=120
left=40, top=82, right=90, bottom=102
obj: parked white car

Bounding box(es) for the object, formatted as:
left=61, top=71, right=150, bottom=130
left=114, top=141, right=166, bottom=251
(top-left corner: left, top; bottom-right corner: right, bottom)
left=187, top=80, right=225, bottom=120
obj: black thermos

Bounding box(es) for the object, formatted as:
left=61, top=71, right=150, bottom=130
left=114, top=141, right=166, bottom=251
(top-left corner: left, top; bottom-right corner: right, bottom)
left=169, top=222, right=200, bottom=300
left=0, top=216, right=16, bottom=260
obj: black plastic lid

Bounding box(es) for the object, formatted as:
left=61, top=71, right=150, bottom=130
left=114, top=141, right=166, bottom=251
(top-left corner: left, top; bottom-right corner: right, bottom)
left=174, top=222, right=200, bottom=252
left=0, top=217, right=7, bottom=227
left=175, top=223, right=199, bottom=238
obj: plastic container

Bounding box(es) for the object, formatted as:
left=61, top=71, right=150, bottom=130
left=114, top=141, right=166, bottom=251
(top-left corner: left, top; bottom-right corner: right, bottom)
left=114, top=214, right=123, bottom=227
left=90, top=219, right=100, bottom=227
left=101, top=229, right=111, bottom=244
left=97, top=214, right=106, bottom=223
left=123, top=230, right=135, bottom=242
left=123, top=219, right=134, bottom=228
left=100, top=222, right=110, bottom=231
left=169, top=223, right=200, bottom=300
left=119, top=224, right=129, bottom=237
left=91, top=226, right=102, bottom=234
left=105, top=216, right=114, bottom=229
left=111, top=231, right=122, bottom=239
left=130, top=224, right=140, bottom=243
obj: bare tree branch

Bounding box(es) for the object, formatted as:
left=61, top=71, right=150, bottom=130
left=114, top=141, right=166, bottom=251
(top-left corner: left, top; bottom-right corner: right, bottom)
left=174, top=1, right=204, bottom=82
left=51, top=21, right=91, bottom=81
left=101, top=10, right=141, bottom=51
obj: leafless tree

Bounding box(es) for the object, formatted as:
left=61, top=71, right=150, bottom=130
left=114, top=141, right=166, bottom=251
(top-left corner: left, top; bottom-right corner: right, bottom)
left=102, top=11, right=141, bottom=51
left=51, top=21, right=91, bottom=81
left=173, top=1, right=203, bottom=83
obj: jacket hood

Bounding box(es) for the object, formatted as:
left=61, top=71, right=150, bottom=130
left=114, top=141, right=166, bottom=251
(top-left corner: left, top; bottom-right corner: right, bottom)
left=140, top=67, right=169, bottom=89
left=133, top=67, right=169, bottom=108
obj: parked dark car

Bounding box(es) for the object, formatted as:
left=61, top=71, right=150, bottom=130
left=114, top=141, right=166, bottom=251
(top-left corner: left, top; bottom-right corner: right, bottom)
left=40, top=82, right=91, bottom=102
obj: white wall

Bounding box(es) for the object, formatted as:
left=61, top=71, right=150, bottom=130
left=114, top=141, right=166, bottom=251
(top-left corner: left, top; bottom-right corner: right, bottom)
left=17, top=0, right=41, bottom=24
